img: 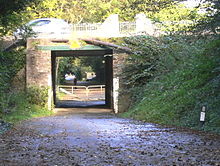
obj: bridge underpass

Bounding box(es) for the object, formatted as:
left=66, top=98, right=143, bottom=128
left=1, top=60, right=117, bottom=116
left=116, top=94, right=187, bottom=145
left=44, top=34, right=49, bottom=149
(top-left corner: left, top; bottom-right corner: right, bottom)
left=25, top=37, right=129, bottom=113
left=51, top=47, right=113, bottom=109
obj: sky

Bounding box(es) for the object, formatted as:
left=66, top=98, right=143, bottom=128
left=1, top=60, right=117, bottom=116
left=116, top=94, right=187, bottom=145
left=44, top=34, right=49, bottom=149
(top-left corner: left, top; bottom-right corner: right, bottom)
left=183, top=0, right=201, bottom=8
left=182, top=0, right=207, bottom=14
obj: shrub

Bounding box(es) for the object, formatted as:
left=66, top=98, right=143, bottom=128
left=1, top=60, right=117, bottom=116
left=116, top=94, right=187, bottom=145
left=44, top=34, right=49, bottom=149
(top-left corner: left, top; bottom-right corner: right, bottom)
left=121, top=35, right=220, bottom=133
left=0, top=91, right=52, bottom=124
left=26, top=86, right=48, bottom=107
left=0, top=49, right=25, bottom=93
left=121, top=35, right=207, bottom=104
left=0, top=93, right=14, bottom=114
left=0, top=47, right=52, bottom=126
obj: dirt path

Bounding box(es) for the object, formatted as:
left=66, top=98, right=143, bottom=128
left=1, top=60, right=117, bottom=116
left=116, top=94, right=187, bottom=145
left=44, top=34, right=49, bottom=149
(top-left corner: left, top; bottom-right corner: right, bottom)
left=0, top=108, right=220, bottom=166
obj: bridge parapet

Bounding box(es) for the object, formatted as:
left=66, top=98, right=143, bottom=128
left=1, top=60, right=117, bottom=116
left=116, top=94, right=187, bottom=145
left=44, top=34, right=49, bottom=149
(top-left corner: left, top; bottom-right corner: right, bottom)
left=34, top=14, right=160, bottom=39
left=71, top=14, right=160, bottom=38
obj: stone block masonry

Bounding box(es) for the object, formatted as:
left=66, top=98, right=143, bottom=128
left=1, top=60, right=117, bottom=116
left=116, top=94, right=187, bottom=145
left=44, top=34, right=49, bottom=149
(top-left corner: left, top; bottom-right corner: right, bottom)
left=26, top=38, right=57, bottom=87
left=26, top=50, right=51, bottom=87
left=26, top=38, right=130, bottom=112
left=26, top=38, right=54, bottom=110
left=113, top=52, right=128, bottom=78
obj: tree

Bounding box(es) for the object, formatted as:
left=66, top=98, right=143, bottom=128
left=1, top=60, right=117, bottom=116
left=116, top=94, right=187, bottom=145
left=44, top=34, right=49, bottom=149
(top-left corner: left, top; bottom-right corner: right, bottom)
left=22, top=0, right=183, bottom=24
left=116, top=0, right=184, bottom=21
left=57, top=56, right=105, bottom=84
left=197, top=0, right=220, bottom=33
left=0, top=0, right=39, bottom=36
left=0, top=0, right=188, bottom=36
left=79, top=56, right=105, bottom=83
left=152, top=3, right=202, bottom=34
left=23, top=0, right=112, bottom=23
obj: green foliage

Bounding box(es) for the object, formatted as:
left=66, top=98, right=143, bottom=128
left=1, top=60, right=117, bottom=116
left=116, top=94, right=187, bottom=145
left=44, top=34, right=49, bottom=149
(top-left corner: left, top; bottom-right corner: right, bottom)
left=57, top=56, right=105, bottom=84
left=14, top=24, right=36, bottom=40
left=122, top=35, right=205, bottom=90
left=58, top=57, right=85, bottom=83
left=24, top=0, right=116, bottom=23
left=0, top=0, right=199, bottom=36
left=152, top=4, right=203, bottom=34
left=0, top=49, right=26, bottom=93
left=121, top=35, right=220, bottom=134
left=195, top=0, right=220, bottom=33
left=0, top=0, right=38, bottom=36
left=0, top=48, right=51, bottom=124
left=122, top=36, right=163, bottom=88
left=21, top=0, right=182, bottom=24
left=117, top=0, right=179, bottom=21
left=0, top=91, right=53, bottom=124
left=26, top=86, right=49, bottom=107
left=0, top=93, right=14, bottom=114
left=0, top=0, right=38, bottom=16
left=79, top=56, right=105, bottom=83
left=0, top=0, right=192, bottom=37
left=3, top=104, right=52, bottom=124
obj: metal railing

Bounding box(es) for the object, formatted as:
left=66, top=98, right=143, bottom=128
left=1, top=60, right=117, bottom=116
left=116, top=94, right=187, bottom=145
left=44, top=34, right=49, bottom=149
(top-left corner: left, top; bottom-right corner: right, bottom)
left=87, top=85, right=105, bottom=92
left=72, top=23, right=102, bottom=32
left=119, top=22, right=136, bottom=34
left=71, top=21, right=138, bottom=37
left=58, top=85, right=105, bottom=94
left=58, top=85, right=105, bottom=100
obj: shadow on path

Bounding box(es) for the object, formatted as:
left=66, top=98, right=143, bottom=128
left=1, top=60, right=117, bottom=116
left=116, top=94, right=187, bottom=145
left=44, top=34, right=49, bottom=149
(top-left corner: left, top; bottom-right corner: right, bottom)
left=0, top=108, right=220, bottom=165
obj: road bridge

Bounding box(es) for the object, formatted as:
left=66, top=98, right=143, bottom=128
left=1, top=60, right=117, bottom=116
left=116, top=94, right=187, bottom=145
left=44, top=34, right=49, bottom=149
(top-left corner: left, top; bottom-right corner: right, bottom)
left=25, top=38, right=129, bottom=113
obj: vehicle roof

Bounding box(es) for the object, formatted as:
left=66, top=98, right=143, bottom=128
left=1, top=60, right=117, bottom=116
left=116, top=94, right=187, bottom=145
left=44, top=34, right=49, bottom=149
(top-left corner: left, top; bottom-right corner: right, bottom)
left=28, top=18, right=67, bottom=24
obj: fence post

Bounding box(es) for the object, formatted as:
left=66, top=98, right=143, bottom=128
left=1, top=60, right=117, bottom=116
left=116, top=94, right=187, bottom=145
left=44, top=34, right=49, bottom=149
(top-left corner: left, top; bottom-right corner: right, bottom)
left=57, top=85, right=59, bottom=93
left=86, top=86, right=89, bottom=99
left=113, top=77, right=119, bottom=113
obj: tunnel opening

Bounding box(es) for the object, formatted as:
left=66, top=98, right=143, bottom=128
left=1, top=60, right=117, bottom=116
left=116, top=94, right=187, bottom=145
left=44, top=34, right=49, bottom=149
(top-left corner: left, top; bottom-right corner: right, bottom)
left=51, top=48, right=113, bottom=108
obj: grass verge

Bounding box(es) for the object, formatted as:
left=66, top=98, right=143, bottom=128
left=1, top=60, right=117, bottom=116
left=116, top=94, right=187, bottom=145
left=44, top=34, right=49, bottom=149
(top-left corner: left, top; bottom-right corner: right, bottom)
left=0, top=92, right=53, bottom=124
left=120, top=38, right=220, bottom=134
left=2, top=105, right=53, bottom=124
